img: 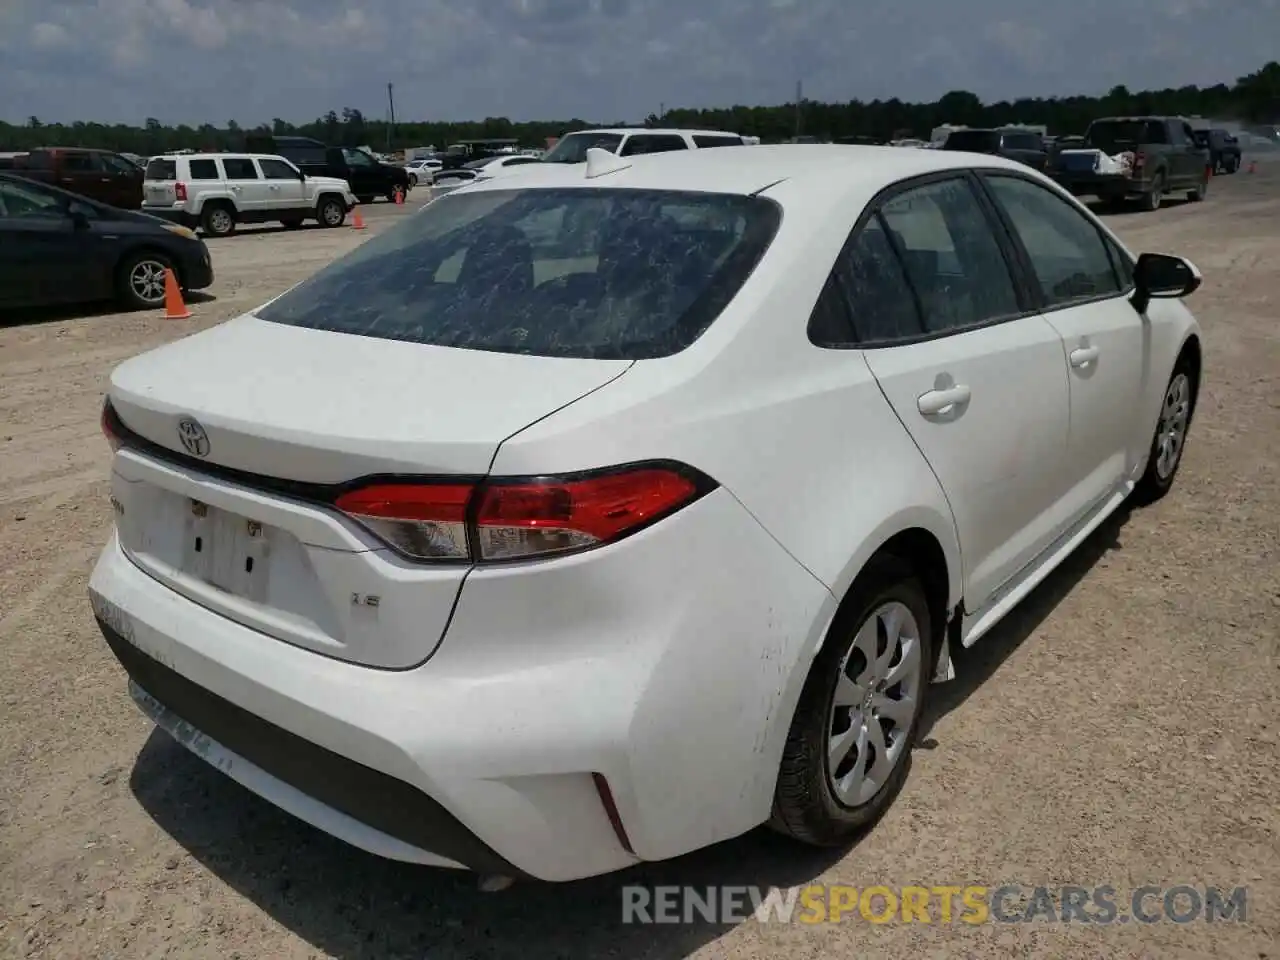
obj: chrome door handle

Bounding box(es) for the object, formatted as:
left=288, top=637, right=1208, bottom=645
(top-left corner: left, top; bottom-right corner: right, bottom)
left=1069, top=345, right=1100, bottom=368
left=917, top=384, right=971, bottom=416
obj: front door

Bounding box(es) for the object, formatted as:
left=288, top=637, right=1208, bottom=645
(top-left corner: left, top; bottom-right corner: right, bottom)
left=0, top=179, right=99, bottom=306
left=256, top=157, right=307, bottom=214
left=339, top=148, right=382, bottom=196
left=846, top=174, right=1073, bottom=610
left=981, top=173, right=1146, bottom=516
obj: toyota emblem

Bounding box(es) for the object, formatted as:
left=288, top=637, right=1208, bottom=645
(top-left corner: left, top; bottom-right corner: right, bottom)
left=177, top=417, right=210, bottom=458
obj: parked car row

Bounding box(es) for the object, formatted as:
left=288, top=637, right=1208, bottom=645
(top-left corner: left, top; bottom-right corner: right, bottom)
left=142, top=153, right=358, bottom=236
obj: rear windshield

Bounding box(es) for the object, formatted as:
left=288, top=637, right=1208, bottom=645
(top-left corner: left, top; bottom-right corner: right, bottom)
left=942, top=130, right=1000, bottom=152
left=145, top=158, right=177, bottom=181
left=542, top=133, right=625, bottom=163
left=255, top=187, right=782, bottom=360
left=1000, top=132, right=1042, bottom=150
left=1087, top=120, right=1167, bottom=148
left=693, top=135, right=744, bottom=148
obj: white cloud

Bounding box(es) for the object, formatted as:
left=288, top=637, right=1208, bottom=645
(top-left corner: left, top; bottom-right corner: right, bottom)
left=0, top=0, right=1276, bottom=126
left=29, top=22, right=72, bottom=50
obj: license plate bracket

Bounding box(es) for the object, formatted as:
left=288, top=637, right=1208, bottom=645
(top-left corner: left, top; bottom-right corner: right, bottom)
left=182, top=500, right=270, bottom=602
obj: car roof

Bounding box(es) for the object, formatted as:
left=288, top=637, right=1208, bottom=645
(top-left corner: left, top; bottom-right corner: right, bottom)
left=563, top=128, right=742, bottom=138
left=462, top=143, right=1032, bottom=198
left=151, top=153, right=291, bottom=162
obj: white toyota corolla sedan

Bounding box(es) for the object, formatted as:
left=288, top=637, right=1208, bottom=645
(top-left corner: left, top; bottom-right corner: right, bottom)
left=90, top=144, right=1202, bottom=883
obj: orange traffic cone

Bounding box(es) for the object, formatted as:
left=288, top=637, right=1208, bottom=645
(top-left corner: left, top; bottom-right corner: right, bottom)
left=1248, top=160, right=1257, bottom=174
left=352, top=206, right=366, bottom=230
left=395, top=187, right=405, bottom=205
left=163, top=268, right=191, bottom=319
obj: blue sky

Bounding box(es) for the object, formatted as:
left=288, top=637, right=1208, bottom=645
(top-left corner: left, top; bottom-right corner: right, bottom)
left=1, top=0, right=1276, bottom=126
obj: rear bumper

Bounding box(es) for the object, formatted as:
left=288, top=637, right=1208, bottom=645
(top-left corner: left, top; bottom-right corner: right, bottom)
left=101, top=619, right=521, bottom=876
left=142, top=206, right=195, bottom=227
left=88, top=487, right=835, bottom=881
left=1053, top=173, right=1152, bottom=198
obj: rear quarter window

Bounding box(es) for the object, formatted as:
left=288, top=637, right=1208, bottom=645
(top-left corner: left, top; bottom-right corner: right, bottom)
left=693, top=135, right=745, bottom=148
left=145, top=159, right=177, bottom=181
left=255, top=187, right=782, bottom=360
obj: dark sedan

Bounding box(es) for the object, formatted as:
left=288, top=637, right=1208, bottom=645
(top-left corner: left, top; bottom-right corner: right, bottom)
left=0, top=172, right=213, bottom=312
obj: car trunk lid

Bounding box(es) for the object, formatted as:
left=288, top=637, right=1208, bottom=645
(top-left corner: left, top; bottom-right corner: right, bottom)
left=105, top=313, right=631, bottom=667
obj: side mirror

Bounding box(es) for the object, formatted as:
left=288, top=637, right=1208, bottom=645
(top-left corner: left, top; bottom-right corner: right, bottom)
left=1131, top=252, right=1201, bottom=314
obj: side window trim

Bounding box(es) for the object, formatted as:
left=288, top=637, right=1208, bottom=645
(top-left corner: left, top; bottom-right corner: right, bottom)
left=974, top=170, right=1131, bottom=313
left=807, top=169, right=1040, bottom=351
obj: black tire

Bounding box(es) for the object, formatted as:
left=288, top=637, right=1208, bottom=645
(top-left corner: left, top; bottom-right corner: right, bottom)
left=1187, top=168, right=1209, bottom=202
left=1227, top=157, right=1239, bottom=174
left=771, top=555, right=934, bottom=847
left=1139, top=173, right=1164, bottom=212
left=1131, top=352, right=1197, bottom=506
left=200, top=203, right=236, bottom=237
left=116, top=250, right=175, bottom=311
left=408, top=173, right=419, bottom=187
left=280, top=218, right=304, bottom=230
left=316, top=195, right=346, bottom=228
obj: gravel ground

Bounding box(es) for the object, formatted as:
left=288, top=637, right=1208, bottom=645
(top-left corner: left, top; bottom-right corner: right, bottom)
left=1, top=169, right=1277, bottom=960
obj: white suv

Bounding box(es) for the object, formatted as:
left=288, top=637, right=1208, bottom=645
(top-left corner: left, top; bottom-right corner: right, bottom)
left=542, top=127, right=748, bottom=163
left=143, top=153, right=358, bottom=237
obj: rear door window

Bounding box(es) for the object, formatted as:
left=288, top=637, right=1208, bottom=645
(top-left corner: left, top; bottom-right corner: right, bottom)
left=620, top=135, right=690, bottom=156
left=187, top=159, right=220, bottom=180
left=255, top=187, right=782, bottom=360
left=878, top=177, right=1021, bottom=334
left=61, top=152, right=101, bottom=173
left=692, top=135, right=744, bottom=148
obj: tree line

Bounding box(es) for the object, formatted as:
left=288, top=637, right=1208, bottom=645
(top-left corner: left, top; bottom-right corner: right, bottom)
left=3, top=62, right=1276, bottom=156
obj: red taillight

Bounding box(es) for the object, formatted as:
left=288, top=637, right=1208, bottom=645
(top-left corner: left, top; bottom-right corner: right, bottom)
left=333, top=464, right=709, bottom=563
left=1133, top=151, right=1146, bottom=169
left=333, top=483, right=473, bottom=560
left=101, top=399, right=122, bottom=453
left=175, top=182, right=188, bottom=201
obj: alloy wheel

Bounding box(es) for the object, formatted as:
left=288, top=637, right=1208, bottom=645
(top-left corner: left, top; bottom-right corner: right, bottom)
left=827, top=601, right=924, bottom=807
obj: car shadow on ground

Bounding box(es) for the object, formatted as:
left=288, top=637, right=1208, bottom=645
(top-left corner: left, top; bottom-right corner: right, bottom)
left=0, top=291, right=216, bottom=328
left=919, top=505, right=1130, bottom=742
left=128, top=506, right=1131, bottom=960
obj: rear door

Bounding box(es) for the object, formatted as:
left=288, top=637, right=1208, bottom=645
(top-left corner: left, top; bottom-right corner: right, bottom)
left=980, top=173, right=1145, bottom=519
left=99, top=153, right=144, bottom=208
left=852, top=173, right=1073, bottom=610
left=220, top=156, right=268, bottom=214
left=54, top=150, right=108, bottom=203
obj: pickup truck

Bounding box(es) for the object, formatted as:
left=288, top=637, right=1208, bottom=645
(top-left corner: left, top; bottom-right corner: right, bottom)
left=1050, top=116, right=1210, bottom=212
left=243, top=135, right=410, bottom=204
left=941, top=128, right=1048, bottom=170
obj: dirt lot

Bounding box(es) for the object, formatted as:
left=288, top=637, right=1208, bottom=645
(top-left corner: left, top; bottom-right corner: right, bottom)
left=2, top=172, right=1278, bottom=960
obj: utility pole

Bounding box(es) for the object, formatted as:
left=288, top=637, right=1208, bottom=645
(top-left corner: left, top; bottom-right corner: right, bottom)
left=659, top=102, right=665, bottom=121
left=386, top=82, right=396, bottom=152
left=794, top=80, right=802, bottom=139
